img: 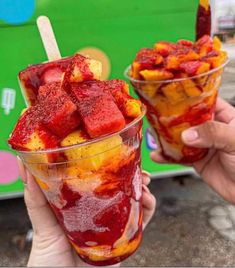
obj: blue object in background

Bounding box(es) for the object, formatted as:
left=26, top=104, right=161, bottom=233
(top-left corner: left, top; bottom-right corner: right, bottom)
left=0, top=0, right=35, bottom=25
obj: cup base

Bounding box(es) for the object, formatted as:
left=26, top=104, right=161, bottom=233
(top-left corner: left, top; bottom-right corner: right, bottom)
left=162, top=148, right=208, bottom=164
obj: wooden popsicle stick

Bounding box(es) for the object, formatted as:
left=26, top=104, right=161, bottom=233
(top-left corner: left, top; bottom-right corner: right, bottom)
left=37, top=16, right=61, bottom=61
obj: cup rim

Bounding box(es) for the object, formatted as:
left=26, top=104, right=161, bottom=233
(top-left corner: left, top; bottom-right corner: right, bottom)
left=15, top=105, right=146, bottom=156
left=124, top=59, right=229, bottom=84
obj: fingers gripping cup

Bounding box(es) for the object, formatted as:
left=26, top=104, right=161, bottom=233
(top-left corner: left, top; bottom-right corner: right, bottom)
left=9, top=51, right=146, bottom=266
left=125, top=35, right=228, bottom=163
left=16, top=109, right=145, bottom=266
left=126, top=65, right=226, bottom=163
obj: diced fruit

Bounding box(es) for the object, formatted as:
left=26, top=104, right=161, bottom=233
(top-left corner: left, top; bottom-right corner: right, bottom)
left=8, top=106, right=59, bottom=151
left=61, top=129, right=89, bottom=160
left=178, top=50, right=200, bottom=62
left=177, top=40, right=194, bottom=47
left=154, top=42, right=175, bottom=57
left=61, top=131, right=122, bottom=170
left=181, top=79, right=202, bottom=97
left=213, top=36, right=222, bottom=51
left=124, top=99, right=142, bottom=118
left=134, top=48, right=163, bottom=68
left=103, top=79, right=130, bottom=95
left=197, top=62, right=211, bottom=74
left=102, top=80, right=142, bottom=118
left=165, top=56, right=180, bottom=70
left=131, top=62, right=141, bottom=79
left=179, top=61, right=210, bottom=76
left=161, top=83, right=187, bottom=104
left=140, top=69, right=174, bottom=81
left=205, top=51, right=227, bottom=68
left=62, top=54, right=102, bottom=88
left=18, top=56, right=73, bottom=106
left=195, top=35, right=213, bottom=56
left=38, top=82, right=81, bottom=138
left=71, top=83, right=126, bottom=138
left=129, top=35, right=227, bottom=164
left=140, top=84, right=160, bottom=98
left=61, top=130, right=89, bottom=147
left=131, top=48, right=164, bottom=79
left=131, top=35, right=226, bottom=86
left=165, top=49, right=199, bottom=70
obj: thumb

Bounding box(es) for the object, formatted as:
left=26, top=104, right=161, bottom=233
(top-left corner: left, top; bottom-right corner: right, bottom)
left=181, top=121, right=235, bottom=153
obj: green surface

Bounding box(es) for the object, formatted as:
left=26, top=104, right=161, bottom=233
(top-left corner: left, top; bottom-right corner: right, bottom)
left=0, top=179, right=23, bottom=194
left=0, top=0, right=198, bottom=197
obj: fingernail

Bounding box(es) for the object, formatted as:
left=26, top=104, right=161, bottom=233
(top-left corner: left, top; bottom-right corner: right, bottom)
left=182, top=129, right=199, bottom=143
left=142, top=184, right=150, bottom=194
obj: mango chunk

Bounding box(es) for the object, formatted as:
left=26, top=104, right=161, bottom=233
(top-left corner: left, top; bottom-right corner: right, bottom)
left=213, top=36, right=222, bottom=51
left=61, top=130, right=123, bottom=171
left=181, top=79, right=202, bottom=97
left=161, top=82, right=186, bottom=104
left=205, top=51, right=227, bottom=68
left=154, top=42, right=174, bottom=57
left=124, top=99, right=142, bottom=118
left=140, top=69, right=174, bottom=81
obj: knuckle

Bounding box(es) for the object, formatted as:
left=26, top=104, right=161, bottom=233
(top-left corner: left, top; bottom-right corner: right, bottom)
left=203, top=121, right=218, bottom=138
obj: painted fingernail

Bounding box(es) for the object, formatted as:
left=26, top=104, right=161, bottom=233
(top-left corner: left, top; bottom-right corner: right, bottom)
left=182, top=129, right=199, bottom=143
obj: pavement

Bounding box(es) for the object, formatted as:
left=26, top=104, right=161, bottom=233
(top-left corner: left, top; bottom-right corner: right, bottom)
left=1, top=176, right=235, bottom=267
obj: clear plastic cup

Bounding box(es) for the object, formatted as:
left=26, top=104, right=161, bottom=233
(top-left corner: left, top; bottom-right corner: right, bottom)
left=16, top=106, right=145, bottom=266
left=125, top=62, right=228, bottom=163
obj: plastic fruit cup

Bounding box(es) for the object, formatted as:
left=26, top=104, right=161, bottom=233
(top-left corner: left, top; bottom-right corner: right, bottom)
left=16, top=106, right=146, bottom=266
left=125, top=62, right=228, bottom=163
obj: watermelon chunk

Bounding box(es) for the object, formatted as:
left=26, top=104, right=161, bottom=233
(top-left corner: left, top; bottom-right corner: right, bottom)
left=18, top=56, right=73, bottom=106
left=71, top=82, right=125, bottom=138
left=8, top=106, right=59, bottom=151
left=38, top=82, right=81, bottom=138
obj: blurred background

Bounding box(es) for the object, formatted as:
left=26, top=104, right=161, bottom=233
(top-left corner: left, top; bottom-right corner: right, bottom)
left=1, top=0, right=235, bottom=266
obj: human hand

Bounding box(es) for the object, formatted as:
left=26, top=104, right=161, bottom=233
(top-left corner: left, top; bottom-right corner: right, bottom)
left=151, top=98, right=235, bottom=205
left=18, top=161, right=156, bottom=267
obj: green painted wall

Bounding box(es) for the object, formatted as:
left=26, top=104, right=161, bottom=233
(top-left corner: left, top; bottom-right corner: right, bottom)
left=0, top=0, right=198, bottom=197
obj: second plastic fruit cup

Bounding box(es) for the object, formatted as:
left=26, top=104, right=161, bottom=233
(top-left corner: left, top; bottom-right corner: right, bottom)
left=16, top=106, right=146, bottom=266
left=125, top=63, right=227, bottom=163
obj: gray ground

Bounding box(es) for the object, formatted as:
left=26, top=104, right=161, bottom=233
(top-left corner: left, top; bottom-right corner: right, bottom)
left=1, top=176, right=235, bottom=267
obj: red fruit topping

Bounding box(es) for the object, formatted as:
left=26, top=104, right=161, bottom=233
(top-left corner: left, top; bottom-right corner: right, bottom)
left=8, top=106, right=59, bottom=151
left=19, top=56, right=72, bottom=105
left=71, top=82, right=126, bottom=138
left=38, top=82, right=81, bottom=138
